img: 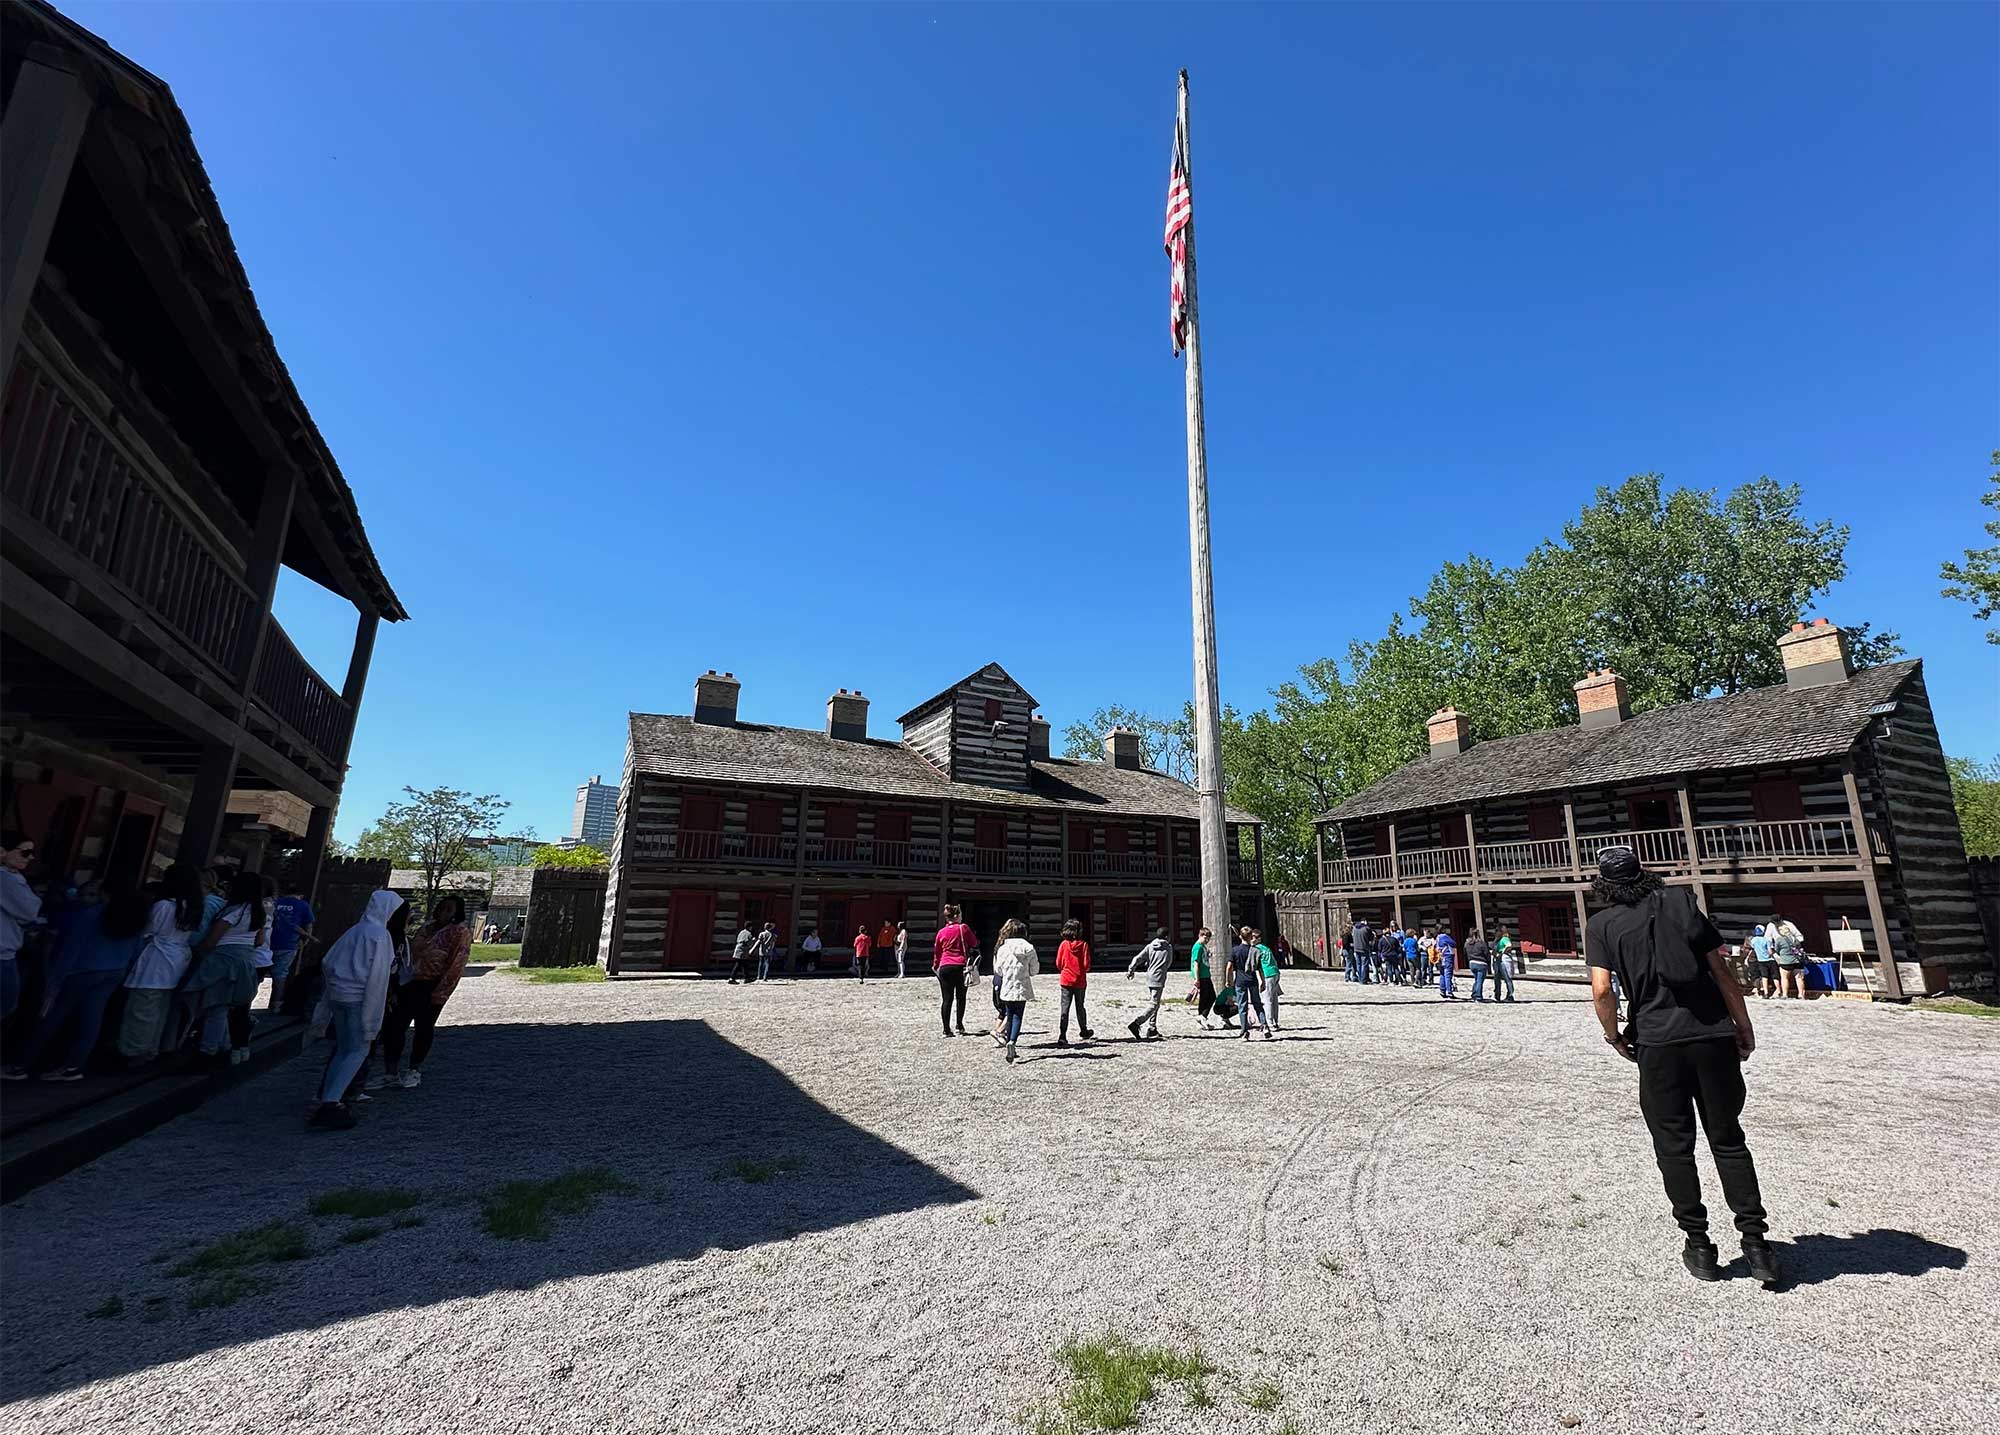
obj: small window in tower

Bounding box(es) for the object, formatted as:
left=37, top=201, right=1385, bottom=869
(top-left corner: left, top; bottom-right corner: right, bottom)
left=983, top=698, right=1002, bottom=723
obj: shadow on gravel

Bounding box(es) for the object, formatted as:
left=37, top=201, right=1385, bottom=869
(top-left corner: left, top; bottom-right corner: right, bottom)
left=3, top=1018, right=977, bottom=1401
left=1777, top=1229, right=1969, bottom=1288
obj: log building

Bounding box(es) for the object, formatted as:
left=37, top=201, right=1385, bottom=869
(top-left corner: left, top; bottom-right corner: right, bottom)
left=1315, top=621, right=1989, bottom=997
left=598, top=664, right=1266, bottom=973
left=1, top=1, right=401, bottom=891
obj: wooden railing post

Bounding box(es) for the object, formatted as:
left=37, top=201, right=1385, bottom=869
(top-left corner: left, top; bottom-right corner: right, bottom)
left=1388, top=820, right=1403, bottom=928
left=1464, top=811, right=1484, bottom=939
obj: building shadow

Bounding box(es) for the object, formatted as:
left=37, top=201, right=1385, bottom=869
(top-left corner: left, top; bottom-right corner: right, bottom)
left=1773, top=1229, right=1969, bottom=1288
left=0, top=1018, right=977, bottom=1401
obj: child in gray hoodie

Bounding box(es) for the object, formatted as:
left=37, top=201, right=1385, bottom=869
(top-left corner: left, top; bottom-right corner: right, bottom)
left=1124, top=928, right=1174, bottom=1040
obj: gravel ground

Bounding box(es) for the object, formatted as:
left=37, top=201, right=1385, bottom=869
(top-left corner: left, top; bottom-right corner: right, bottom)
left=3, top=965, right=1996, bottom=1435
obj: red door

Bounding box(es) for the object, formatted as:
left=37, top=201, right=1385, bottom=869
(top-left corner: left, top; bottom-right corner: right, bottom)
left=823, top=805, right=858, bottom=862
left=1751, top=779, right=1806, bottom=822
left=1516, top=904, right=1546, bottom=952
left=664, top=890, right=717, bottom=970
left=1527, top=806, right=1564, bottom=842
left=681, top=795, right=720, bottom=863
left=1771, top=892, right=1831, bottom=957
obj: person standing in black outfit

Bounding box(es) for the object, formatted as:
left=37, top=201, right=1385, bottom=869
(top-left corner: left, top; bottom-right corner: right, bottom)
left=1585, top=845, right=1781, bottom=1288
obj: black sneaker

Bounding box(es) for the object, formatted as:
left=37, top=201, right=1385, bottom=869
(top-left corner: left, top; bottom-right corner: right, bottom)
left=1742, top=1237, right=1782, bottom=1289
left=1682, top=1238, right=1721, bottom=1282
left=307, top=1102, right=357, bottom=1131
left=1055, top=1036, right=1070, bottom=1048
left=1127, top=1019, right=1144, bottom=1040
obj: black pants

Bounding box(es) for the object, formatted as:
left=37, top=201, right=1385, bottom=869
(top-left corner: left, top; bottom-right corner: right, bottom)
left=1195, top=972, right=1216, bottom=1019
left=381, top=980, right=444, bottom=1071
left=936, top=966, right=967, bottom=1032
left=1637, top=1037, right=1768, bottom=1240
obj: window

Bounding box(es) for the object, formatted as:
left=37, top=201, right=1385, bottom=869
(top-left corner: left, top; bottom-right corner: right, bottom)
left=823, top=805, right=858, bottom=841
left=983, top=697, right=1003, bottom=723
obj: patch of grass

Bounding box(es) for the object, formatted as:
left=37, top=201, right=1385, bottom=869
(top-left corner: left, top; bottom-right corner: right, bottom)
left=1826, top=1196, right=1841, bottom=1208
left=480, top=1167, right=637, bottom=1241
left=1316, top=1254, right=1343, bottom=1275
left=512, top=963, right=607, bottom=984
left=1274, top=1419, right=1304, bottom=1435
left=311, top=1186, right=423, bottom=1220
left=709, top=1155, right=803, bottom=1185
left=84, top=1296, right=124, bottom=1320
left=1042, top=1334, right=1215, bottom=1431
left=1568, top=1191, right=1585, bottom=1203
left=983, top=1209, right=1002, bottom=1226
left=340, top=1223, right=389, bottom=1245
left=1909, top=997, right=2000, bottom=1018
left=470, top=943, right=520, bottom=964
left=1569, top=1213, right=1591, bottom=1229
left=186, top=1270, right=265, bottom=1310
left=1242, top=1378, right=1281, bottom=1412
left=169, top=1220, right=311, bottom=1278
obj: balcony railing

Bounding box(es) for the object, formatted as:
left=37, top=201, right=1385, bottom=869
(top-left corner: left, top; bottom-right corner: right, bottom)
left=1322, top=818, right=1864, bottom=891
left=629, top=827, right=1262, bottom=885
left=633, top=830, right=797, bottom=865
left=251, top=621, right=350, bottom=763
left=805, top=836, right=941, bottom=871
left=951, top=845, right=1064, bottom=878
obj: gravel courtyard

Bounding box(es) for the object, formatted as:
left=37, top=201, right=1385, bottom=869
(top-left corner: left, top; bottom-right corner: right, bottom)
left=3, top=965, right=1995, bottom=1435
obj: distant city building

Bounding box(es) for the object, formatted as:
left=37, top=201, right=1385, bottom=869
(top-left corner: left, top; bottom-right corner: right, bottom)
left=466, top=834, right=542, bottom=867
left=572, top=774, right=620, bottom=850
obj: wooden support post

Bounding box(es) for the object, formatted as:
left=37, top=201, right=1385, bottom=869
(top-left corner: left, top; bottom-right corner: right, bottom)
left=1, top=51, right=93, bottom=381
left=179, top=740, right=240, bottom=869
left=789, top=785, right=810, bottom=951
left=936, top=798, right=953, bottom=923
left=1464, top=811, right=1484, bottom=938
left=229, top=470, right=299, bottom=696
left=1563, top=800, right=1582, bottom=880
left=1315, top=823, right=1326, bottom=892
left=1674, top=780, right=1707, bottom=910
left=1841, top=759, right=1903, bottom=999
left=1573, top=887, right=1590, bottom=959
left=1388, top=820, right=1403, bottom=928
left=296, top=609, right=379, bottom=902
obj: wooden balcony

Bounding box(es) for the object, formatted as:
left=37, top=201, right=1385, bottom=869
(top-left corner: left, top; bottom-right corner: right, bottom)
left=1, top=349, right=350, bottom=778
left=1321, top=817, right=1873, bottom=892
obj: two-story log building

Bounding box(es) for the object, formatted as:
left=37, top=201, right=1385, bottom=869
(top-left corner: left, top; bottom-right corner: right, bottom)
left=1, top=2, right=401, bottom=891
left=597, top=664, right=1265, bottom=973
left=1315, top=621, right=1988, bottom=997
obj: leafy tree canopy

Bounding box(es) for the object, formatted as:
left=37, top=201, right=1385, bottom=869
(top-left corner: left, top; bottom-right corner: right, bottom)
left=1948, top=756, right=2000, bottom=859
left=357, top=787, right=510, bottom=911
left=531, top=843, right=609, bottom=869
left=1939, top=452, right=2000, bottom=645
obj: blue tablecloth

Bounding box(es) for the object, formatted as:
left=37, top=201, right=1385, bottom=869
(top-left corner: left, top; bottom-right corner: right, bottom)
left=1803, top=958, right=1844, bottom=991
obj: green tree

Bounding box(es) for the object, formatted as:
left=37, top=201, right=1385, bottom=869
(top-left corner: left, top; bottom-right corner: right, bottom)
left=362, top=787, right=510, bottom=912
left=530, top=843, right=609, bottom=869
left=1948, top=756, right=2000, bottom=858
left=1939, top=453, right=2000, bottom=645
left=1059, top=705, right=1197, bottom=784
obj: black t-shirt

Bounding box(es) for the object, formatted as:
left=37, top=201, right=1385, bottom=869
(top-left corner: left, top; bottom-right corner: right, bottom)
left=1585, top=888, right=1733, bottom=1046
left=1229, top=943, right=1259, bottom=985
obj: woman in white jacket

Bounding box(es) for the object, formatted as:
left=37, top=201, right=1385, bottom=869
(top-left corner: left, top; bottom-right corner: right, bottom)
left=309, top=890, right=407, bottom=1130
left=992, top=918, right=1037, bottom=1065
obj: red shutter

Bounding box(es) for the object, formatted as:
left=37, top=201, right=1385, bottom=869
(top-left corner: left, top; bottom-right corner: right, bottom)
left=682, top=796, right=721, bottom=831
left=1526, top=806, right=1564, bottom=842
left=1104, top=827, right=1130, bottom=855
left=824, top=805, right=858, bottom=841
left=876, top=811, right=911, bottom=844
left=747, top=799, right=781, bottom=836
left=1751, top=779, right=1806, bottom=823
left=975, top=815, right=1006, bottom=850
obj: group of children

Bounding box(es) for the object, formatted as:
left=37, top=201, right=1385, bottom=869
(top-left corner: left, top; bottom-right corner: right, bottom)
left=1339, top=919, right=1521, bottom=1002
left=0, top=851, right=316, bottom=1083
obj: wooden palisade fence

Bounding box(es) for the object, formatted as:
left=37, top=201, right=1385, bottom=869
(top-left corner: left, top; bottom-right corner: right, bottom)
left=521, top=867, right=610, bottom=969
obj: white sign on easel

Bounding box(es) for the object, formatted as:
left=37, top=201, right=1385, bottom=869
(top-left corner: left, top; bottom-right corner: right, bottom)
left=1829, top=918, right=1871, bottom=995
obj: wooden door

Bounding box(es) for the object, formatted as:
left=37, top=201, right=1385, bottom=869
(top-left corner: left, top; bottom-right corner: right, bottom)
left=1771, top=891, right=1831, bottom=957
left=974, top=815, right=1005, bottom=849
left=1516, top=903, right=1546, bottom=951
left=1626, top=793, right=1675, bottom=831
left=682, top=795, right=721, bottom=830
left=104, top=795, right=163, bottom=888
left=1103, top=826, right=1130, bottom=855
left=664, top=890, right=717, bottom=970
left=1751, top=779, right=1806, bottom=823
left=876, top=811, right=910, bottom=844
left=1526, top=805, right=1564, bottom=842
left=746, top=799, right=781, bottom=836
left=824, top=805, right=858, bottom=841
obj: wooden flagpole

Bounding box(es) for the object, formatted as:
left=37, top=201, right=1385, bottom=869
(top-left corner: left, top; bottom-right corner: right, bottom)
left=1176, top=69, right=1233, bottom=987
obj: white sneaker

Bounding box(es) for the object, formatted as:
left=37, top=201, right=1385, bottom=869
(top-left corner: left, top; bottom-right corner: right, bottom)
left=363, top=1073, right=398, bottom=1091
left=399, top=1069, right=422, bottom=1089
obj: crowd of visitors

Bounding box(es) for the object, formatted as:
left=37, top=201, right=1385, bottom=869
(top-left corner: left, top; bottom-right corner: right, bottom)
left=1337, top=917, right=1521, bottom=1002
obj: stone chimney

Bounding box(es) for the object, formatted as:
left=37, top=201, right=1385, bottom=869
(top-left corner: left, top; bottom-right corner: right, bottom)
left=826, top=688, right=870, bottom=741
left=1028, top=712, right=1051, bottom=761
left=1574, top=669, right=1631, bottom=729
left=1778, top=618, right=1854, bottom=689
left=693, top=670, right=740, bottom=725
left=1103, top=725, right=1143, bottom=769
left=1426, top=707, right=1471, bottom=760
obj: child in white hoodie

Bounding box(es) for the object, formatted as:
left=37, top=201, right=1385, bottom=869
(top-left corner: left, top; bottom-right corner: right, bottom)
left=992, top=919, right=1037, bottom=1065
left=309, top=890, right=406, bottom=1130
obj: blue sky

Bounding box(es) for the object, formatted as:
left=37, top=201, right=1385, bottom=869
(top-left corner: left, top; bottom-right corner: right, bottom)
left=65, top=2, right=1998, bottom=842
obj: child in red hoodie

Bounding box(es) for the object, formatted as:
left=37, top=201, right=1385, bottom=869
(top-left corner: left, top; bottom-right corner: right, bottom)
left=1055, top=919, right=1094, bottom=1045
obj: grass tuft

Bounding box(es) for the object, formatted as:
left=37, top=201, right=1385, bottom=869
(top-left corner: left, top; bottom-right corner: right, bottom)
left=1042, top=1334, right=1215, bottom=1431
left=481, top=1167, right=637, bottom=1241
left=169, top=1220, right=311, bottom=1278
left=1316, top=1254, right=1343, bottom=1276
left=1243, top=1377, right=1281, bottom=1412
left=509, top=963, right=607, bottom=984
left=311, top=1186, right=423, bottom=1220
left=710, top=1155, right=803, bottom=1185
left=186, top=1270, right=265, bottom=1310
left=1908, top=997, right=2000, bottom=1019
left=85, top=1295, right=124, bottom=1320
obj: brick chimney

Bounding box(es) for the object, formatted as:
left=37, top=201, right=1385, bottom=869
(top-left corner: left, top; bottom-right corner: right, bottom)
left=1778, top=618, right=1854, bottom=689
left=1103, top=725, right=1143, bottom=769
left=1574, top=669, right=1631, bottom=729
left=826, top=688, right=870, bottom=741
left=1028, top=712, right=1051, bottom=761
left=693, top=670, right=740, bottom=725
left=1426, top=707, right=1471, bottom=760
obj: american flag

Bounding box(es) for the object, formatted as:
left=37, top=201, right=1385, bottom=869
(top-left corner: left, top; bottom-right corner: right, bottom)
left=1164, top=104, right=1193, bottom=355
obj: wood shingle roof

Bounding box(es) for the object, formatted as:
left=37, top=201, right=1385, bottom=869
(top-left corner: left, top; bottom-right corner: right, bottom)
left=1323, top=660, right=1921, bottom=823
left=627, top=714, right=1259, bottom=824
